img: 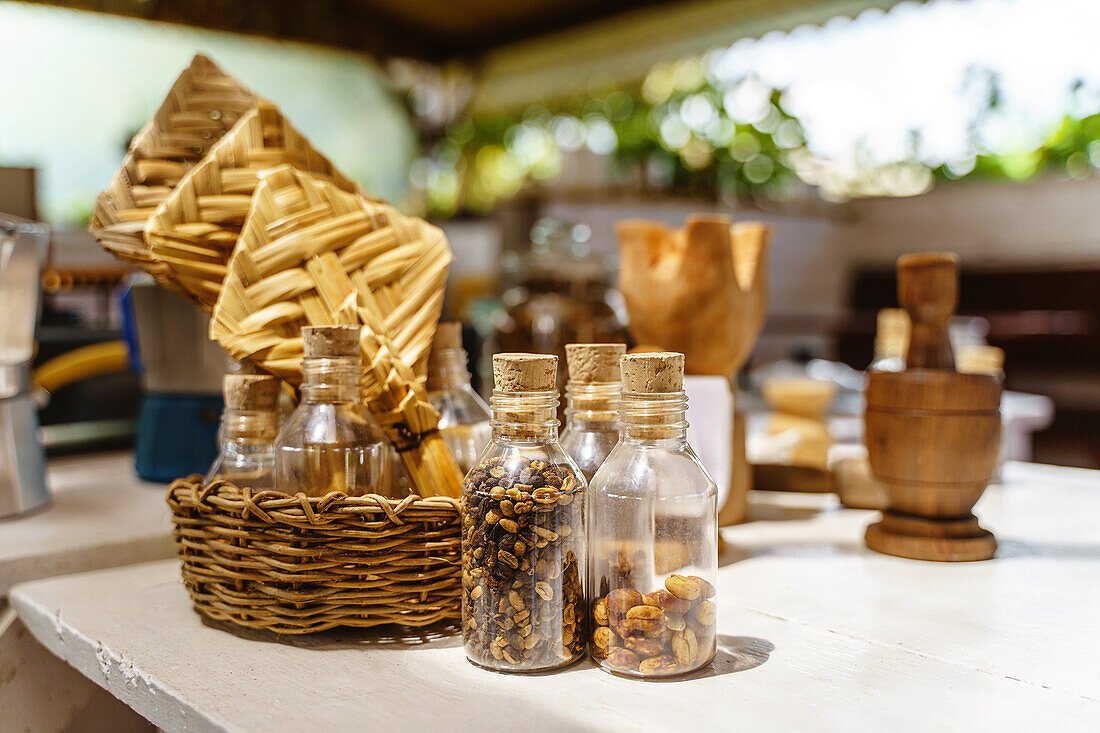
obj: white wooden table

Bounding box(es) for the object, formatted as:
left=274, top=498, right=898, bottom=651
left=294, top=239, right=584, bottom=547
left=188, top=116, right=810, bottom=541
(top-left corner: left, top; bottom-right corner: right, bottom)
left=11, top=462, right=1100, bottom=732
left=0, top=450, right=175, bottom=595
left=1, top=451, right=174, bottom=732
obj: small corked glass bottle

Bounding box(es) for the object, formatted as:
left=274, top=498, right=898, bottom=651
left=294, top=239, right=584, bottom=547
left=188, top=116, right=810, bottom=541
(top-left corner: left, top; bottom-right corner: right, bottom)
left=559, top=342, right=625, bottom=482
left=461, top=353, right=587, bottom=673
left=426, top=322, right=492, bottom=474
left=206, top=374, right=280, bottom=490
left=587, top=352, right=718, bottom=678
left=275, top=325, right=392, bottom=498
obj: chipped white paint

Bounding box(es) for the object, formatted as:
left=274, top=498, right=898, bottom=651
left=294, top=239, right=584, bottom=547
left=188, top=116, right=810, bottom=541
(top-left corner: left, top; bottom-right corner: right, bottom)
left=0, top=451, right=175, bottom=595
left=10, top=462, right=1100, bottom=732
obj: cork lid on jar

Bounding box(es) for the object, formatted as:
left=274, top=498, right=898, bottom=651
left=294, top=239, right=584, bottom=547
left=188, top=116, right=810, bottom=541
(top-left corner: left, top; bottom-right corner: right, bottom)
left=620, top=352, right=685, bottom=393
left=302, top=325, right=360, bottom=358
left=493, top=353, right=557, bottom=392
left=565, top=343, right=626, bottom=384
left=223, top=374, right=280, bottom=411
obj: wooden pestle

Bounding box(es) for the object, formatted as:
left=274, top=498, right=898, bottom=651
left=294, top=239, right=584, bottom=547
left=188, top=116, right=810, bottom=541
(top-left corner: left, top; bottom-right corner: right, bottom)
left=863, top=252, right=1002, bottom=562
left=899, top=253, right=957, bottom=370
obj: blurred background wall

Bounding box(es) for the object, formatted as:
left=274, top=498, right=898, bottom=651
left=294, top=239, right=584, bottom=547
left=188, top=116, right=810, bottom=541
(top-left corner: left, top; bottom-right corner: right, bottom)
left=0, top=2, right=415, bottom=225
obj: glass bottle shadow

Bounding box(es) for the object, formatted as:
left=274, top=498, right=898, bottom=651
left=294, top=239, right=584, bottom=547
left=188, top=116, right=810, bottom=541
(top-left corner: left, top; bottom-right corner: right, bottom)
left=625, top=633, right=775, bottom=683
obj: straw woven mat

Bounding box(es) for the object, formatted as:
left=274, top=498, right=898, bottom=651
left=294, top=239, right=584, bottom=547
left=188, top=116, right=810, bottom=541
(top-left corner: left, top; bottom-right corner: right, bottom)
left=209, top=165, right=451, bottom=441
left=145, top=100, right=361, bottom=310
left=89, top=54, right=256, bottom=287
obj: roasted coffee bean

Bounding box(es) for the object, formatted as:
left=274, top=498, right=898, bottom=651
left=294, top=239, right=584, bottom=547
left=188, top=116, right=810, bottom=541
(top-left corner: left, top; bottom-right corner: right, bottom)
left=623, top=635, right=665, bottom=657
left=606, top=647, right=639, bottom=670
left=606, top=588, right=642, bottom=619
left=693, top=600, right=717, bottom=627
left=592, top=597, right=609, bottom=626
left=638, top=655, right=678, bottom=676
left=653, top=589, right=691, bottom=614
left=665, top=574, right=702, bottom=601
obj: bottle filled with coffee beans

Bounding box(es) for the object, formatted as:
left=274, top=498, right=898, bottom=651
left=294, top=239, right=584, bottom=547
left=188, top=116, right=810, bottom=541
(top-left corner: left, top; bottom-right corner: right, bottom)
left=586, top=351, right=718, bottom=678
left=460, top=352, right=587, bottom=673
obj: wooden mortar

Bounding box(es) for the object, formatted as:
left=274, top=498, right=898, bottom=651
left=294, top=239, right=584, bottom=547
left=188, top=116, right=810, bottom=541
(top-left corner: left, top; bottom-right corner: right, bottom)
left=863, top=253, right=1002, bottom=562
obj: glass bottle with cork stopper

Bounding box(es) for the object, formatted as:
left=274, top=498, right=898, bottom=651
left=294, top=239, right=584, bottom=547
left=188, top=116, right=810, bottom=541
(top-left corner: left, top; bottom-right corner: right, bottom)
left=461, top=353, right=587, bottom=673
left=426, top=321, right=491, bottom=474
left=206, top=374, right=280, bottom=490
left=274, top=325, right=392, bottom=497
left=559, top=342, right=625, bottom=482
left=587, top=351, right=718, bottom=678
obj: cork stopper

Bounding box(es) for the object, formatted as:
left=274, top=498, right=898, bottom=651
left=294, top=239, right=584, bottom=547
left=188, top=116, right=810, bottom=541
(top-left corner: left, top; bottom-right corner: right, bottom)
left=621, top=352, right=685, bottom=393
left=432, top=322, right=464, bottom=353
left=565, top=343, right=625, bottom=383
left=302, top=325, right=360, bottom=358
left=223, top=374, right=279, bottom=411
left=493, top=353, right=557, bottom=392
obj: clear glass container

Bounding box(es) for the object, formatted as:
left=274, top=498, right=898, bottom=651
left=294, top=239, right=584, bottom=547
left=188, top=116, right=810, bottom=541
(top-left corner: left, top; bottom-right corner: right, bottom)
left=587, top=367, right=718, bottom=678
left=427, top=328, right=492, bottom=474
left=275, top=327, right=392, bottom=497
left=206, top=374, right=279, bottom=490
left=560, top=381, right=620, bottom=483
left=461, top=357, right=587, bottom=673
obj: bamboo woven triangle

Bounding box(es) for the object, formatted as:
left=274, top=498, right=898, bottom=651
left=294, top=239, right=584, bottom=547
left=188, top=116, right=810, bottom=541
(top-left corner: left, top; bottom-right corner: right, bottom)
left=145, top=100, right=360, bottom=310
left=89, top=54, right=257, bottom=287
left=210, top=166, right=461, bottom=498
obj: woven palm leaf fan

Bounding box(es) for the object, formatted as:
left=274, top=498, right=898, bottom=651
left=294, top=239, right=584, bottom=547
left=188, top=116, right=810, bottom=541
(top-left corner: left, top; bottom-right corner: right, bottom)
left=210, top=166, right=461, bottom=499
left=89, top=54, right=257, bottom=287
left=145, top=100, right=361, bottom=310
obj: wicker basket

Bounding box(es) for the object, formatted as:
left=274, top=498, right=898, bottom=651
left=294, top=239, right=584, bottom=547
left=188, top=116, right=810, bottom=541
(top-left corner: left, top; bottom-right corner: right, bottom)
left=166, top=477, right=462, bottom=634
left=89, top=55, right=257, bottom=287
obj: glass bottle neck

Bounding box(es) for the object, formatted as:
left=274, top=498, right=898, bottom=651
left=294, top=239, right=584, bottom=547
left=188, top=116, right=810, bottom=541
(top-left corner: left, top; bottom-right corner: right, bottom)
left=300, top=355, right=361, bottom=403
left=619, top=391, right=689, bottom=444
left=564, top=381, right=620, bottom=430
left=490, top=390, right=559, bottom=442
left=426, top=347, right=472, bottom=393
left=219, top=408, right=279, bottom=452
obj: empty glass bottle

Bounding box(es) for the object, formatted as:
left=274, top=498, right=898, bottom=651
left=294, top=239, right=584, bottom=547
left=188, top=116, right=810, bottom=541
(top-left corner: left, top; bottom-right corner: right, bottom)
left=206, top=374, right=279, bottom=490
left=587, top=352, right=718, bottom=678
left=461, top=353, right=587, bottom=673
left=426, top=322, right=491, bottom=474
left=275, top=325, right=392, bottom=497
left=559, top=342, right=625, bottom=482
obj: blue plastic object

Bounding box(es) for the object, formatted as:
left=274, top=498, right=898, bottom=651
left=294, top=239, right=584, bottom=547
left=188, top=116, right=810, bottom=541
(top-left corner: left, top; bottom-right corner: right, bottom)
left=134, top=393, right=223, bottom=483
left=117, top=275, right=144, bottom=374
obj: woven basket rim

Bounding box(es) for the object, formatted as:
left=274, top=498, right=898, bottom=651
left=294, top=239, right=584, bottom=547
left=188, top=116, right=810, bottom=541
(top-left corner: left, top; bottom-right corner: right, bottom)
left=168, top=476, right=461, bottom=514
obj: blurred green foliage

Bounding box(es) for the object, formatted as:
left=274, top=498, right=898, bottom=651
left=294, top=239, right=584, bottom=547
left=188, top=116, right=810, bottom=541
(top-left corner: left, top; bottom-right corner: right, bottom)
left=411, top=65, right=1100, bottom=217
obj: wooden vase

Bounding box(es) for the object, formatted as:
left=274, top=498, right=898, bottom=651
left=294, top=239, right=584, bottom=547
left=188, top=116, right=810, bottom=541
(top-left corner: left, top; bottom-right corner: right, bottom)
left=617, top=215, right=769, bottom=525
left=863, top=253, right=1002, bottom=562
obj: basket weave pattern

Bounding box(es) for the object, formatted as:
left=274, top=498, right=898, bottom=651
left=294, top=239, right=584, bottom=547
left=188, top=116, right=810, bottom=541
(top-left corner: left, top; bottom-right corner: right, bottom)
left=89, top=55, right=256, bottom=285
left=167, top=477, right=462, bottom=634
left=145, top=101, right=359, bottom=309
left=210, top=165, right=462, bottom=498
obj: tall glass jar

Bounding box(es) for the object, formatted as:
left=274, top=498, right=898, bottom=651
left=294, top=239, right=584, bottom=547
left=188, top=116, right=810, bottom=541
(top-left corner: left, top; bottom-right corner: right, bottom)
left=461, top=353, right=586, bottom=673
left=559, top=343, right=625, bottom=482
left=427, top=322, right=491, bottom=473
left=587, top=352, right=718, bottom=678
left=206, top=374, right=279, bottom=490
left=275, top=325, right=392, bottom=497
